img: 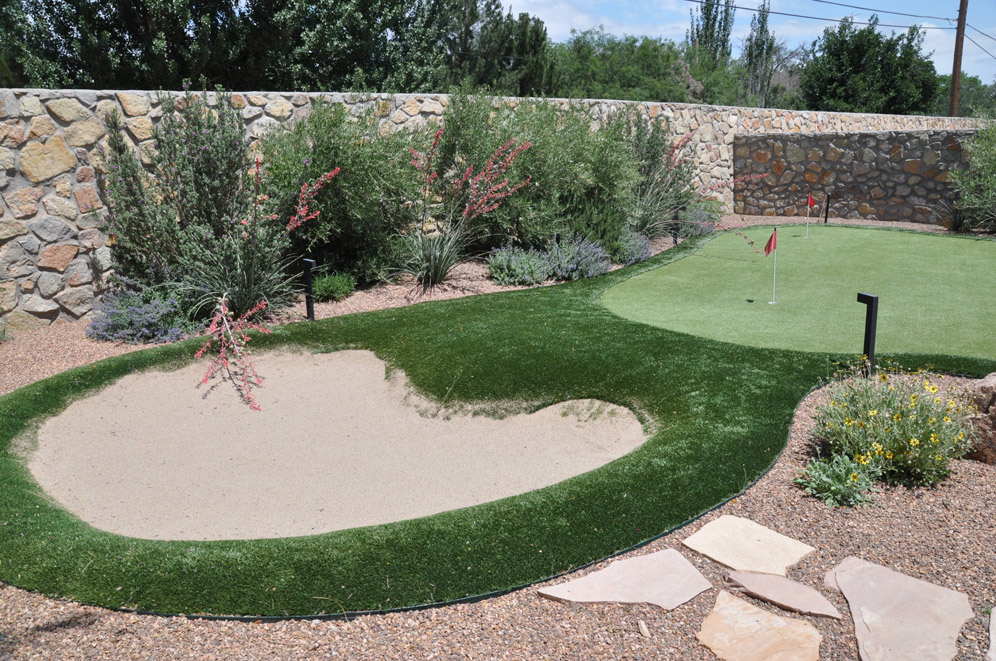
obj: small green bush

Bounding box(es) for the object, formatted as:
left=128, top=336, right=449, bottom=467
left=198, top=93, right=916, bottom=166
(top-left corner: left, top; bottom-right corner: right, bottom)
left=312, top=273, right=356, bottom=303
left=613, top=229, right=652, bottom=265
left=812, top=370, right=976, bottom=487
left=794, top=453, right=879, bottom=507
left=545, top=235, right=611, bottom=281
left=486, top=245, right=551, bottom=285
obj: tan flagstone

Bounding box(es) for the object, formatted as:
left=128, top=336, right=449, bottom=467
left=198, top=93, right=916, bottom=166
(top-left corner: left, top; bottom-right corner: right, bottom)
left=726, top=570, right=840, bottom=619
left=538, top=548, right=711, bottom=610
left=682, top=516, right=815, bottom=576
left=696, top=591, right=821, bottom=661
left=825, top=556, right=973, bottom=661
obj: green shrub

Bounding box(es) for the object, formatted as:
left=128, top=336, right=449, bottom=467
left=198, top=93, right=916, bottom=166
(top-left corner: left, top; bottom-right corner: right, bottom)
left=626, top=114, right=697, bottom=240
left=260, top=100, right=420, bottom=284
left=678, top=199, right=723, bottom=237
left=435, top=90, right=638, bottom=250
left=812, top=370, right=976, bottom=487
left=794, top=453, right=880, bottom=507
left=99, top=85, right=310, bottom=319
left=312, top=273, right=356, bottom=302
left=950, top=118, right=996, bottom=232
left=486, top=245, right=551, bottom=285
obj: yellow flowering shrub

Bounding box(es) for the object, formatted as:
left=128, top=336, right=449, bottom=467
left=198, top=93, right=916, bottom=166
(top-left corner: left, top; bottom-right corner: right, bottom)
left=813, top=368, right=976, bottom=486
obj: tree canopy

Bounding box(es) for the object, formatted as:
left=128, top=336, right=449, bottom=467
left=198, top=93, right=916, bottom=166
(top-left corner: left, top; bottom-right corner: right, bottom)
left=799, top=15, right=938, bottom=115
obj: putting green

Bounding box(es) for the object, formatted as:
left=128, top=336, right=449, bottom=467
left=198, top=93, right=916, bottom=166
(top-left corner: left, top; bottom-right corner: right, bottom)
left=602, top=225, right=996, bottom=360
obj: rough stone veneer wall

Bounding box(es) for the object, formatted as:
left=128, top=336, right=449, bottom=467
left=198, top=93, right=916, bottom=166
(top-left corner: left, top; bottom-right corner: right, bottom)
left=0, top=88, right=984, bottom=332
left=732, top=130, right=975, bottom=221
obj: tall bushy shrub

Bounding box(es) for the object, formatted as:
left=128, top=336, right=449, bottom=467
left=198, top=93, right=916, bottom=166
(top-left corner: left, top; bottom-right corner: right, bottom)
left=624, top=111, right=697, bottom=240
left=950, top=119, right=996, bottom=232
left=434, top=91, right=638, bottom=252
left=99, top=86, right=334, bottom=320
left=101, top=85, right=252, bottom=286
left=261, top=101, right=421, bottom=284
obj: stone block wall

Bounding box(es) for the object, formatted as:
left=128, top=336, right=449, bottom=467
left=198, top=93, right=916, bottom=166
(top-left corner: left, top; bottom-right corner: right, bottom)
left=732, top=130, right=974, bottom=222
left=0, top=87, right=985, bottom=332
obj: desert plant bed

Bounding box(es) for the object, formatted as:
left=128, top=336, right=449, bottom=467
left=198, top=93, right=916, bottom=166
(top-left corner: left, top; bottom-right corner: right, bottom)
left=0, top=227, right=993, bottom=618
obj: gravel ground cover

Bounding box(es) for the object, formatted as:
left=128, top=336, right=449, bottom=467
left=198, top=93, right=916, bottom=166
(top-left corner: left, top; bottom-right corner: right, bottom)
left=0, top=217, right=991, bottom=660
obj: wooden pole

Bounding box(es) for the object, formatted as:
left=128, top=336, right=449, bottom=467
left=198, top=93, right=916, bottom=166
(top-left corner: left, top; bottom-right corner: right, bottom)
left=949, top=0, right=969, bottom=117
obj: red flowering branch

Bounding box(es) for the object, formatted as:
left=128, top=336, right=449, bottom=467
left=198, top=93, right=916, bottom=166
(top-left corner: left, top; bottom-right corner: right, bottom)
left=195, top=295, right=270, bottom=411
left=287, top=167, right=340, bottom=232
left=453, top=138, right=531, bottom=221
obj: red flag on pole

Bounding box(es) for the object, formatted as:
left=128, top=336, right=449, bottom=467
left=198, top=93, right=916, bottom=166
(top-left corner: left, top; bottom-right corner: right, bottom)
left=807, top=193, right=817, bottom=208
left=764, top=228, right=777, bottom=256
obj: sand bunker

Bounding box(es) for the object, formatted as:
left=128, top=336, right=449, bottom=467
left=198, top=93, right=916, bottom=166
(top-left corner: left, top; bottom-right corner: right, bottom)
left=27, top=350, right=646, bottom=541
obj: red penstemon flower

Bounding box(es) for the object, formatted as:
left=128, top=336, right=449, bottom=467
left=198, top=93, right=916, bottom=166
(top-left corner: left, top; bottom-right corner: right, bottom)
left=196, top=296, right=270, bottom=411
left=195, top=160, right=339, bottom=410
left=453, top=138, right=532, bottom=221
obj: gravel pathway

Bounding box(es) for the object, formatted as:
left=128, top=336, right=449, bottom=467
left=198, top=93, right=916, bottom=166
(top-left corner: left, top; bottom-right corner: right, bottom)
left=0, top=217, right=992, bottom=660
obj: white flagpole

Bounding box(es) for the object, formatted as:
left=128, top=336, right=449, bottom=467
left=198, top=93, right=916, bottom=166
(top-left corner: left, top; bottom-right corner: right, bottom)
left=770, top=247, right=777, bottom=304
left=806, top=202, right=810, bottom=239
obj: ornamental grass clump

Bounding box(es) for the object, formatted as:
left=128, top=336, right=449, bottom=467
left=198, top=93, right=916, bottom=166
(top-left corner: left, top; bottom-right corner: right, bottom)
left=798, top=367, right=977, bottom=506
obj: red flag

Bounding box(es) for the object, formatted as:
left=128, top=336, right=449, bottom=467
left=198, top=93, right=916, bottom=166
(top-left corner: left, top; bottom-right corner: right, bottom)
left=764, top=229, right=777, bottom=256
left=807, top=193, right=817, bottom=208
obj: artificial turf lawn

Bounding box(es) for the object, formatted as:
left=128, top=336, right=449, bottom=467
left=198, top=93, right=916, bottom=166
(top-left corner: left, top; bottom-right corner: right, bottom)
left=0, top=228, right=993, bottom=617
left=603, top=225, right=996, bottom=360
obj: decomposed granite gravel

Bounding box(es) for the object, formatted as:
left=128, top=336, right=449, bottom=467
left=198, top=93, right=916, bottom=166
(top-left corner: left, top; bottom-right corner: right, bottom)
left=0, top=217, right=992, bottom=660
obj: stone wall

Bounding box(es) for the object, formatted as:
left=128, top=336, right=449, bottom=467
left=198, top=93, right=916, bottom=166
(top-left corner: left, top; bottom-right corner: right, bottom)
left=732, top=130, right=974, bottom=222
left=0, top=88, right=985, bottom=332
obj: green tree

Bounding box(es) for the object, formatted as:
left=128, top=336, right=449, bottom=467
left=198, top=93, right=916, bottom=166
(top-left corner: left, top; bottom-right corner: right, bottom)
left=930, top=74, right=996, bottom=118
left=742, top=0, right=776, bottom=107
left=799, top=15, right=938, bottom=114
left=687, top=0, right=735, bottom=68
left=550, top=28, right=691, bottom=102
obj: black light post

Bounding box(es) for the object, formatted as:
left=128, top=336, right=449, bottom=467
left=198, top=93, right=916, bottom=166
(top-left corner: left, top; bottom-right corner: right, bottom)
left=857, top=292, right=878, bottom=376
left=823, top=190, right=832, bottom=224
left=302, top=258, right=316, bottom=321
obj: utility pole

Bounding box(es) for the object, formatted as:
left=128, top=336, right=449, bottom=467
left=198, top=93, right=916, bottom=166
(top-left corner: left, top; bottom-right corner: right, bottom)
left=949, top=0, right=969, bottom=117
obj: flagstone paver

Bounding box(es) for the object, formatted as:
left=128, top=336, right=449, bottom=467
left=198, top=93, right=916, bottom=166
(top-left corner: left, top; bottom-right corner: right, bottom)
left=726, top=570, right=841, bottom=619
left=825, top=556, right=973, bottom=661
left=987, top=612, right=994, bottom=661
left=696, top=590, right=822, bottom=661
left=682, top=515, right=816, bottom=576
left=537, top=548, right=711, bottom=610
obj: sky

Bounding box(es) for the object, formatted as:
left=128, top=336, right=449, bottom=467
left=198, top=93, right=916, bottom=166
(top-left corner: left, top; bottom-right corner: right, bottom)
left=502, top=0, right=996, bottom=83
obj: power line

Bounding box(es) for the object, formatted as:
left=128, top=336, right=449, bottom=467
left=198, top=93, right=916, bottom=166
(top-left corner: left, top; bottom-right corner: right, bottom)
left=806, top=0, right=953, bottom=22
left=967, top=23, right=996, bottom=45
left=965, top=34, right=996, bottom=63
left=680, top=0, right=956, bottom=31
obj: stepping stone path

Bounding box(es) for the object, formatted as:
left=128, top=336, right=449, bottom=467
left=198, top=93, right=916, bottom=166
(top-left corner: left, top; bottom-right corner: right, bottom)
left=726, top=570, right=841, bottom=619
left=696, top=591, right=821, bottom=661
left=537, top=548, right=711, bottom=610
left=682, top=515, right=815, bottom=576
left=988, top=614, right=995, bottom=661
left=826, top=556, right=973, bottom=661
left=538, top=516, right=987, bottom=660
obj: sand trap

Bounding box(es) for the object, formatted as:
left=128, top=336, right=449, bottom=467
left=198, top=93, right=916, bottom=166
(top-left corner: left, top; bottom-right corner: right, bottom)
left=27, top=350, right=646, bottom=541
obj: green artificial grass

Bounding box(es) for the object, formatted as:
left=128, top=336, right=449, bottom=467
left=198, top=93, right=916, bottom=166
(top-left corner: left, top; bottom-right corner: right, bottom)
left=0, top=229, right=993, bottom=618
left=603, top=225, right=996, bottom=361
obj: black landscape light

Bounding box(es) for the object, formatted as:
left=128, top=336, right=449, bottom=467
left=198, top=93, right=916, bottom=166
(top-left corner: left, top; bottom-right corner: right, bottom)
left=857, top=292, right=879, bottom=376
left=303, top=258, right=316, bottom=321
